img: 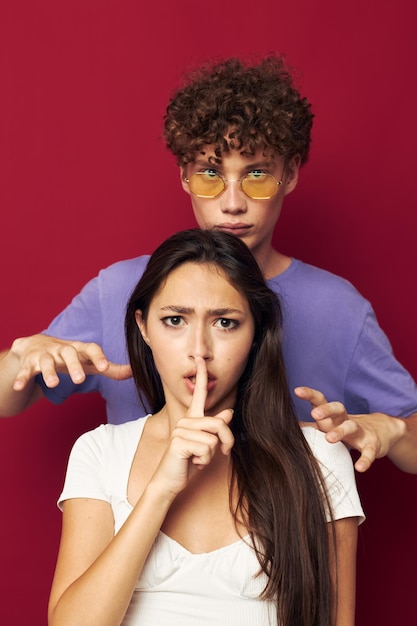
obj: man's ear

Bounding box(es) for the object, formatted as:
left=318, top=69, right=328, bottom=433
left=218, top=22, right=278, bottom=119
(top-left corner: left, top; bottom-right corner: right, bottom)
left=180, top=166, right=191, bottom=195
left=283, top=155, right=301, bottom=196
left=135, top=310, right=150, bottom=346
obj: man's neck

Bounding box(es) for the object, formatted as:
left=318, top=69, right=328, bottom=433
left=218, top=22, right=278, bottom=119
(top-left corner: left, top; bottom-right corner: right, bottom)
left=255, top=248, right=291, bottom=280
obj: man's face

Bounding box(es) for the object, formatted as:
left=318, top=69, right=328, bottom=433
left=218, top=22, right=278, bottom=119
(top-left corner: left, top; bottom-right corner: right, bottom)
left=180, top=147, right=300, bottom=266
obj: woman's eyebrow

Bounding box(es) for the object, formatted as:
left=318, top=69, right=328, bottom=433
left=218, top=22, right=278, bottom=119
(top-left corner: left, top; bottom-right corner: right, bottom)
left=159, top=305, right=193, bottom=314
left=159, top=305, right=244, bottom=315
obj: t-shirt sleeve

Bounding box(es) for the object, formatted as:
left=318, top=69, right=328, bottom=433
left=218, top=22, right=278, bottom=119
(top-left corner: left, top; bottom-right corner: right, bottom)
left=58, top=425, right=110, bottom=510
left=35, top=257, right=149, bottom=411
left=302, top=427, right=365, bottom=524
left=345, top=308, right=417, bottom=417
left=36, top=273, right=104, bottom=403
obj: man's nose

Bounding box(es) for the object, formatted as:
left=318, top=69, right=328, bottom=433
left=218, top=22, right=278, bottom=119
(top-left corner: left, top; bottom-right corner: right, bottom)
left=219, top=179, right=248, bottom=214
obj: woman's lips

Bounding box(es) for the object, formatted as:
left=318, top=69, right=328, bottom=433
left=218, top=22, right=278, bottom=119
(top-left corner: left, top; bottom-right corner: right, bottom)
left=184, top=374, right=217, bottom=394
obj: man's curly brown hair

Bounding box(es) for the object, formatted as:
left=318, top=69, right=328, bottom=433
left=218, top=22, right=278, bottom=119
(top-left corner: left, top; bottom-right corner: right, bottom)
left=163, top=56, right=314, bottom=167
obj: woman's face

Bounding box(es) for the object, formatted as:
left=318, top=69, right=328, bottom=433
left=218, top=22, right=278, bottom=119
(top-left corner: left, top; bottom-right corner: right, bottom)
left=136, top=262, right=255, bottom=418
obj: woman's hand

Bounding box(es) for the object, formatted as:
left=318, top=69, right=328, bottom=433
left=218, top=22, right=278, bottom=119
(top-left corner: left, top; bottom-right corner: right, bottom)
left=150, top=356, right=234, bottom=496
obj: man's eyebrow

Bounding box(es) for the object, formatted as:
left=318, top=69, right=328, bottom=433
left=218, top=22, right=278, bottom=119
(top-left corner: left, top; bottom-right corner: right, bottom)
left=192, top=158, right=275, bottom=170
left=159, top=305, right=244, bottom=315
left=243, top=160, right=275, bottom=170
left=193, top=157, right=217, bottom=167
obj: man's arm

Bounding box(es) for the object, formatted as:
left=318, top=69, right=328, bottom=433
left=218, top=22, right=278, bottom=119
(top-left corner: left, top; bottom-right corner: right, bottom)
left=0, top=347, right=44, bottom=416
left=0, top=334, right=132, bottom=417
left=295, top=387, right=417, bottom=474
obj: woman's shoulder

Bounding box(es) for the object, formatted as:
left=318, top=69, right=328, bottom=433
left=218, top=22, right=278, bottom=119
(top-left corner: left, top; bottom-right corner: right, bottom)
left=71, top=416, right=150, bottom=461
left=301, top=426, right=352, bottom=462
left=301, top=426, right=365, bottom=523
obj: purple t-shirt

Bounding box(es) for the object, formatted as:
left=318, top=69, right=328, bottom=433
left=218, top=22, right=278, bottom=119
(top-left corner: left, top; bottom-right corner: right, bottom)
left=37, top=256, right=417, bottom=424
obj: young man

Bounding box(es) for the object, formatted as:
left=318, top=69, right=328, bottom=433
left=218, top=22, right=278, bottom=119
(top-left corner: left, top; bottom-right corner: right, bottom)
left=1, top=56, right=417, bottom=472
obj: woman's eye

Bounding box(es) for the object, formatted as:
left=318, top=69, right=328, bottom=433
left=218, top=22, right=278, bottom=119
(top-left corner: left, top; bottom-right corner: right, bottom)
left=214, top=318, right=238, bottom=330
left=162, top=316, right=184, bottom=327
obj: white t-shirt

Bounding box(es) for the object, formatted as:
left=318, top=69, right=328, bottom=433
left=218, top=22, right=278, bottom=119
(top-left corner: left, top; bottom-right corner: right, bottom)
left=59, top=417, right=364, bottom=625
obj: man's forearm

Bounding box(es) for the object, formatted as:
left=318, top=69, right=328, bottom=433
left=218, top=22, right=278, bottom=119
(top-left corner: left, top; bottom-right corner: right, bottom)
left=387, top=413, right=417, bottom=474
left=0, top=349, right=42, bottom=417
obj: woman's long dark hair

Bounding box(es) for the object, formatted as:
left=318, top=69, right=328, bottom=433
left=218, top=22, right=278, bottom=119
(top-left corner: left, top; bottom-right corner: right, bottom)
left=125, top=229, right=334, bottom=626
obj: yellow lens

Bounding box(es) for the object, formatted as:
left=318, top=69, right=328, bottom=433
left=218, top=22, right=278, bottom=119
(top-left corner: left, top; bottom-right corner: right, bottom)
left=241, top=173, right=279, bottom=199
left=188, top=172, right=225, bottom=198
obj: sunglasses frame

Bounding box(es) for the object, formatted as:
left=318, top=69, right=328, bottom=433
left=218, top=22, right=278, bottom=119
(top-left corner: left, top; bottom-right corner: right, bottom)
left=184, top=171, right=283, bottom=200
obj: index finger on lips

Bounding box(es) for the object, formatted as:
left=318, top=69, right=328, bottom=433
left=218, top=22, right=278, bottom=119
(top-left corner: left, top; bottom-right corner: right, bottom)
left=186, top=356, right=207, bottom=417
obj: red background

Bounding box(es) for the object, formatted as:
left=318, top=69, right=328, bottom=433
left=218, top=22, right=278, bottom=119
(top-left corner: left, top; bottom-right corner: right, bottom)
left=1, top=1, right=416, bottom=623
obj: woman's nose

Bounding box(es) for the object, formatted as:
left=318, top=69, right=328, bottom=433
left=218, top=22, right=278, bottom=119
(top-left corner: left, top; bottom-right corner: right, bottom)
left=188, top=325, right=212, bottom=361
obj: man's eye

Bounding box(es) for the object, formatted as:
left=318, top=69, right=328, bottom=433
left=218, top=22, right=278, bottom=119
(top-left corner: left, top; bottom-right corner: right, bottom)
left=214, top=318, right=238, bottom=330
left=162, top=316, right=184, bottom=327
left=246, top=170, right=267, bottom=180
left=201, top=169, right=220, bottom=180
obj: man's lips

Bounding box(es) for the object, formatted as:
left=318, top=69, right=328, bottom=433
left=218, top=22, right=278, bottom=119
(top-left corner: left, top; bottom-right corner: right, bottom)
left=215, top=223, right=252, bottom=236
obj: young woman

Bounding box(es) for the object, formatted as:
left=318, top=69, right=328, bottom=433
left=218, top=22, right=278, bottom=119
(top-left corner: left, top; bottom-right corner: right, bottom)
left=48, top=229, right=364, bottom=626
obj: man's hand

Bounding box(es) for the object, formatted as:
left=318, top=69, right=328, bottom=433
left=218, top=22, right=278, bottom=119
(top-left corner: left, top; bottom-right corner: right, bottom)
left=10, top=334, right=132, bottom=390
left=294, top=386, right=414, bottom=473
